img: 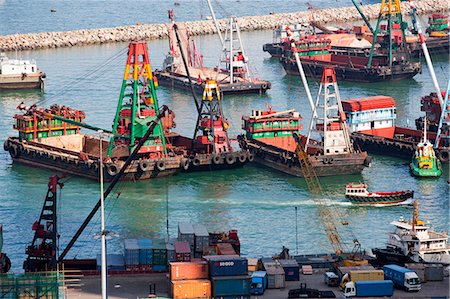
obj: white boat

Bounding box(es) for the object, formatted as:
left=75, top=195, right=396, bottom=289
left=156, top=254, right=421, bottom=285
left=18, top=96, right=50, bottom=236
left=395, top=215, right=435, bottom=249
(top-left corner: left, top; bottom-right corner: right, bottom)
left=0, top=53, right=46, bottom=90
left=373, top=200, right=450, bottom=265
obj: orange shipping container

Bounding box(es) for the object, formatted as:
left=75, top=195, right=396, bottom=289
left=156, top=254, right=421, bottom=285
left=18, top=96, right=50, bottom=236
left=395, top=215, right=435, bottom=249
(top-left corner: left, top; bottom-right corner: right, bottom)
left=170, top=261, right=209, bottom=281
left=170, top=279, right=211, bottom=299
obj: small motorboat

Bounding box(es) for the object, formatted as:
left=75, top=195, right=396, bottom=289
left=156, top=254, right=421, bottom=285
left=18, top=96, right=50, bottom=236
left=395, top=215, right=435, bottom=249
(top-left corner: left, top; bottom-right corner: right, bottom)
left=345, top=183, right=414, bottom=205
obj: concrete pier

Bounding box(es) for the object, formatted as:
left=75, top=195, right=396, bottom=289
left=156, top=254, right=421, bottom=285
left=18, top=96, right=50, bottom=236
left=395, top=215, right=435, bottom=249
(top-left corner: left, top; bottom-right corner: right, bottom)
left=0, top=0, right=447, bottom=51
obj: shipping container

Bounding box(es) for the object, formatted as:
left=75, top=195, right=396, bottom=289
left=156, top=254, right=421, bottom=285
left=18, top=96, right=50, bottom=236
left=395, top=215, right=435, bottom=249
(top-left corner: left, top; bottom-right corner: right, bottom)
left=349, top=270, right=384, bottom=282
left=247, top=258, right=259, bottom=273
left=203, top=245, right=217, bottom=256
left=193, top=224, right=209, bottom=253
left=124, top=239, right=139, bottom=265
left=166, top=239, right=176, bottom=263
left=178, top=222, right=195, bottom=251
left=170, top=279, right=211, bottom=299
left=152, top=238, right=167, bottom=266
left=170, top=261, right=209, bottom=281
left=211, top=275, right=251, bottom=297
left=137, top=238, right=153, bottom=265
left=175, top=241, right=191, bottom=262
left=204, top=255, right=248, bottom=277
left=264, top=264, right=286, bottom=289
left=96, top=254, right=125, bottom=271
left=152, top=264, right=167, bottom=271
left=279, top=259, right=299, bottom=281
left=217, top=243, right=237, bottom=256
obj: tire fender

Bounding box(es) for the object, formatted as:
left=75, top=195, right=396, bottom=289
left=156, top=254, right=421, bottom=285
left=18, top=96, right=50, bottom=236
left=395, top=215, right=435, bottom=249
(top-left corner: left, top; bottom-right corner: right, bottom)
left=156, top=159, right=166, bottom=171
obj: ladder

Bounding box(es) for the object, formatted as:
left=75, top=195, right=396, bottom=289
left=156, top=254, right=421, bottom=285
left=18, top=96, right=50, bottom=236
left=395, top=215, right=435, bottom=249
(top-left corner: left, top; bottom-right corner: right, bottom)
left=434, top=78, right=450, bottom=148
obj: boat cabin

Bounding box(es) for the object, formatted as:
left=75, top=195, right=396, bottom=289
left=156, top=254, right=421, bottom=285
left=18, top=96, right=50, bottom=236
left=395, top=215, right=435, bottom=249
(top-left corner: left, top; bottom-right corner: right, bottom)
left=242, top=108, right=303, bottom=152
left=0, top=53, right=39, bottom=76
left=345, top=183, right=369, bottom=196
left=342, top=96, right=396, bottom=138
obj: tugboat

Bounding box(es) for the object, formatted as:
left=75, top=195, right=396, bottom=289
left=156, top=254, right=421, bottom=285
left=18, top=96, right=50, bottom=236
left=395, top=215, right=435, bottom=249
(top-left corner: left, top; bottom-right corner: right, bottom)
left=410, top=117, right=442, bottom=177
left=0, top=53, right=46, bottom=90
left=239, top=68, right=371, bottom=177
left=373, top=200, right=450, bottom=265
left=345, top=183, right=414, bottom=205
left=155, top=12, right=271, bottom=94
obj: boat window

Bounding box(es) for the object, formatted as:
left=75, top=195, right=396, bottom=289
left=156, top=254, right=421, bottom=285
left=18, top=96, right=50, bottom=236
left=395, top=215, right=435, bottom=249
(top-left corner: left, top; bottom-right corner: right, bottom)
left=32, top=67, right=35, bottom=72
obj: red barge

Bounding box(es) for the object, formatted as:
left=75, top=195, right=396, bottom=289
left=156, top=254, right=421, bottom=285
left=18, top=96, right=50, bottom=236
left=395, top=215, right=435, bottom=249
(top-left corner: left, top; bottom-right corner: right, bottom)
left=239, top=68, right=371, bottom=177
left=344, top=92, right=449, bottom=163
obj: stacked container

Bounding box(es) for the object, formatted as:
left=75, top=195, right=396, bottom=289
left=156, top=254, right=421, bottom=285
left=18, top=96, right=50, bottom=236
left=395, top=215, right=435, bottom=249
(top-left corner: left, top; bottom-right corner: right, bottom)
left=166, top=238, right=176, bottom=263
left=124, top=239, right=140, bottom=267
left=262, top=260, right=286, bottom=289
left=279, top=259, right=300, bottom=281
left=169, top=261, right=210, bottom=299
left=204, top=255, right=250, bottom=299
left=175, top=241, right=191, bottom=262
left=137, top=238, right=153, bottom=265
left=178, top=222, right=195, bottom=253
left=193, top=224, right=209, bottom=258
left=152, top=238, right=168, bottom=271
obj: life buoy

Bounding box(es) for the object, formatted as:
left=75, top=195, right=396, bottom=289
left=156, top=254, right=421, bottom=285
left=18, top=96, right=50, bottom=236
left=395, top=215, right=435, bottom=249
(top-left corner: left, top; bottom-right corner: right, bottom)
left=238, top=153, right=247, bottom=163
left=261, top=84, right=267, bottom=89
left=212, top=154, right=221, bottom=164
left=226, top=154, right=236, bottom=165
left=139, top=160, right=150, bottom=172
left=248, top=153, right=255, bottom=162
left=181, top=158, right=189, bottom=171
left=156, top=160, right=166, bottom=171
left=3, top=140, right=9, bottom=151
left=328, top=157, right=334, bottom=164
left=192, top=157, right=201, bottom=166
left=106, top=163, right=119, bottom=177
left=9, top=144, right=19, bottom=158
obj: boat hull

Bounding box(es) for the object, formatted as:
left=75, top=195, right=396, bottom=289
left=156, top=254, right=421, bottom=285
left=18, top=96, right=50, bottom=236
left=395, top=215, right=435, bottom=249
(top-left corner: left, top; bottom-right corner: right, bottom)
left=155, top=71, right=271, bottom=94
left=372, top=247, right=416, bottom=266
left=281, top=57, right=420, bottom=82
left=350, top=130, right=450, bottom=164
left=239, top=137, right=369, bottom=177
left=0, top=73, right=45, bottom=90
left=345, top=191, right=414, bottom=205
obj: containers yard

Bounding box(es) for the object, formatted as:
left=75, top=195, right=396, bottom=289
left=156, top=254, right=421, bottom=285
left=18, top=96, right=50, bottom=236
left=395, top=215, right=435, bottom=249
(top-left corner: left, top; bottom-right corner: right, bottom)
left=0, top=0, right=449, bottom=298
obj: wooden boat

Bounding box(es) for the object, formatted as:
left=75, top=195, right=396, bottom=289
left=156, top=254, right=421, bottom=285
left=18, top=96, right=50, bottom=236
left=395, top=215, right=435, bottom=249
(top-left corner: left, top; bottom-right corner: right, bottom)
left=345, top=183, right=414, bottom=205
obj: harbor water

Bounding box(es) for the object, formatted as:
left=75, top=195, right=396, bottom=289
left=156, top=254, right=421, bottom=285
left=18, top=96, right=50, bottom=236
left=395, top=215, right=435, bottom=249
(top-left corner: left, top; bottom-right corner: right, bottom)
left=0, top=5, right=449, bottom=272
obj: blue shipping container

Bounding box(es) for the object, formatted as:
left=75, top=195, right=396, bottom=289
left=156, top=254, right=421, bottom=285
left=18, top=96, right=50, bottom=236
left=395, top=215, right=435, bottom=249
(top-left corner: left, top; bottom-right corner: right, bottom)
left=124, top=239, right=140, bottom=265
left=205, top=255, right=248, bottom=277
left=96, top=254, right=125, bottom=271
left=279, top=259, right=299, bottom=281
left=212, top=275, right=250, bottom=297
left=355, top=280, right=393, bottom=297
left=138, top=238, right=153, bottom=265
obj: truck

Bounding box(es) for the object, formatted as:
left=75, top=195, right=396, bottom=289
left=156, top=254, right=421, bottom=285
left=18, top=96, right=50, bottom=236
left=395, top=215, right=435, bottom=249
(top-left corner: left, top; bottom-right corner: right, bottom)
left=288, top=283, right=336, bottom=298
left=383, top=264, right=421, bottom=291
left=343, top=280, right=394, bottom=297
left=251, top=271, right=268, bottom=295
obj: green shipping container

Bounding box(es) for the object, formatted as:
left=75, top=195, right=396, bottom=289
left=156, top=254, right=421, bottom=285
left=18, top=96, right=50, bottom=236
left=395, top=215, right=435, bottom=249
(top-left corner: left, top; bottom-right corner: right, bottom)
left=152, top=238, right=168, bottom=265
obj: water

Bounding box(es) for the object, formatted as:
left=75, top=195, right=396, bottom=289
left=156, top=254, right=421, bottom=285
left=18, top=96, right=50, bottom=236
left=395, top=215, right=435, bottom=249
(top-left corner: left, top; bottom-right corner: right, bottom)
left=0, top=9, right=449, bottom=273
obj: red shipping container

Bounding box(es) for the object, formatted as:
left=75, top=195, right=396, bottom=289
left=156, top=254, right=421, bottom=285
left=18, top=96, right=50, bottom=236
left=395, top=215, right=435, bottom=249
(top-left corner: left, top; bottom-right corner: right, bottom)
left=216, top=243, right=236, bottom=255
left=175, top=241, right=191, bottom=262
left=170, top=261, right=209, bottom=281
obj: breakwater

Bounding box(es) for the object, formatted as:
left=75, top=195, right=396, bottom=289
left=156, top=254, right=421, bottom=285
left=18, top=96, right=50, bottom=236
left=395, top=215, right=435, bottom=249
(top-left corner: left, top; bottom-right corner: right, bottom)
left=0, top=0, right=447, bottom=51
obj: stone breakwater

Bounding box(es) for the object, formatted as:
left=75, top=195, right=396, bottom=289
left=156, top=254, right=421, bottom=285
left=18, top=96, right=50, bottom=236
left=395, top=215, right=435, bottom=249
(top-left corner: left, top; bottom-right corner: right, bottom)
left=1, top=0, right=448, bottom=51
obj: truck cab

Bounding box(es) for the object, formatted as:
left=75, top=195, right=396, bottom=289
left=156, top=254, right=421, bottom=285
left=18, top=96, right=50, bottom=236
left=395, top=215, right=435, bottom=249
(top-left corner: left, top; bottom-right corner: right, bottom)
left=251, top=271, right=268, bottom=295
left=403, top=272, right=421, bottom=291
left=383, top=264, right=421, bottom=292
left=344, top=281, right=357, bottom=297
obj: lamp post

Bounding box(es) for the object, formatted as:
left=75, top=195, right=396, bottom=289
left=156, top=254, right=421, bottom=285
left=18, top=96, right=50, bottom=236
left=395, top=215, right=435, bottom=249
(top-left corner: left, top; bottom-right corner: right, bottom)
left=98, top=130, right=108, bottom=299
